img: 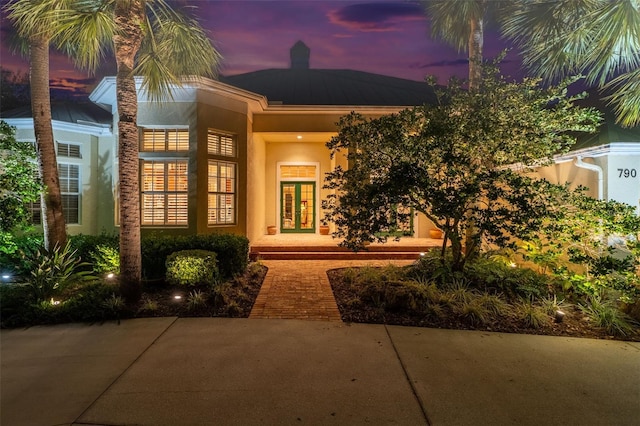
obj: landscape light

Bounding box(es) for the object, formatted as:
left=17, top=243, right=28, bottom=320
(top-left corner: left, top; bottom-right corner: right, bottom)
left=420, top=252, right=425, bottom=257
left=107, top=273, right=115, bottom=279
left=509, top=262, right=517, bottom=268
left=1, top=274, right=10, bottom=281
left=173, top=295, right=182, bottom=300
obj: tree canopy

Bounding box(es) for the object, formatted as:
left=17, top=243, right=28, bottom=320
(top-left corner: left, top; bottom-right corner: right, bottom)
left=324, top=65, right=602, bottom=271
left=0, top=121, right=41, bottom=234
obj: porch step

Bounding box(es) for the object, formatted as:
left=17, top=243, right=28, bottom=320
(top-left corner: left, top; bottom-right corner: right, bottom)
left=249, top=244, right=437, bottom=261
left=252, top=251, right=425, bottom=261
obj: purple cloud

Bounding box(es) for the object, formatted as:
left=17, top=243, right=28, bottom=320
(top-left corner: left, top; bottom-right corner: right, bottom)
left=328, top=2, right=424, bottom=32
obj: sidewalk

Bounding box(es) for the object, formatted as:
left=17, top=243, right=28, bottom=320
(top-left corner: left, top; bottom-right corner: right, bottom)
left=2, top=318, right=639, bottom=426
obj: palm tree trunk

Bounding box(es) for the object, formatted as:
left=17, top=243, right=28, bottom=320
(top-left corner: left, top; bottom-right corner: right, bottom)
left=114, top=0, right=144, bottom=302
left=468, top=11, right=484, bottom=91
left=30, top=36, right=67, bottom=250
left=465, top=7, right=484, bottom=260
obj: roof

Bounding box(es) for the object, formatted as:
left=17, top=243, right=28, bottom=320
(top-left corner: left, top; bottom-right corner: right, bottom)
left=571, top=89, right=640, bottom=150
left=221, top=68, right=437, bottom=106
left=1, top=101, right=112, bottom=126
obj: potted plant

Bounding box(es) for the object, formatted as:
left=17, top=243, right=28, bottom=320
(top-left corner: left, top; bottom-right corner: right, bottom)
left=429, top=228, right=443, bottom=239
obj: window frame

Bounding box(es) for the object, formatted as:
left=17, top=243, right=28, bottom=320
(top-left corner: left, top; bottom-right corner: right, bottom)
left=140, top=159, right=189, bottom=227
left=207, top=160, right=236, bottom=226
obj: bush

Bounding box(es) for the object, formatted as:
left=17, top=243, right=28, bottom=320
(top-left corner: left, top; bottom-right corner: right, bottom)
left=141, top=233, right=249, bottom=280
left=90, top=245, right=120, bottom=274
left=166, top=250, right=219, bottom=287
left=464, top=258, right=554, bottom=300
left=69, top=233, right=119, bottom=265
left=0, top=232, right=43, bottom=278
left=25, top=241, right=94, bottom=302
left=360, top=280, right=429, bottom=313
left=1, top=281, right=126, bottom=327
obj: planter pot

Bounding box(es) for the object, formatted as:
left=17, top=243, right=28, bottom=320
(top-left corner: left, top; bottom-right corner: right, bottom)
left=429, top=229, right=443, bottom=239
left=267, top=226, right=277, bottom=235
left=319, top=225, right=330, bottom=235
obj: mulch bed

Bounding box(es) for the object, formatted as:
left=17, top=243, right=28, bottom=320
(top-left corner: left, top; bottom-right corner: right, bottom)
left=327, top=268, right=640, bottom=342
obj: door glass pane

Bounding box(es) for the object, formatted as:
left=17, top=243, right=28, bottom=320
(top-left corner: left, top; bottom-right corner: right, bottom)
left=282, top=184, right=295, bottom=230
left=300, top=184, right=314, bottom=229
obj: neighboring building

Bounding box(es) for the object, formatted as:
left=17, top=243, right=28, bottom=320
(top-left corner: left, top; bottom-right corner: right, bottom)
left=3, top=42, right=638, bottom=245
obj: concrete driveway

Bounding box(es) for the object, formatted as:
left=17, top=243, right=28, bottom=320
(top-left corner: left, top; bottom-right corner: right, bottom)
left=1, top=318, right=638, bottom=426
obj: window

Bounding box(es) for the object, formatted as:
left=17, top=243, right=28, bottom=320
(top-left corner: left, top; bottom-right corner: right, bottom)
left=59, top=164, right=80, bottom=224
left=141, top=128, right=189, bottom=152
left=208, top=130, right=236, bottom=157
left=208, top=161, right=235, bottom=225
left=141, top=160, right=188, bottom=225
left=29, top=164, right=81, bottom=225
left=57, top=142, right=81, bottom=158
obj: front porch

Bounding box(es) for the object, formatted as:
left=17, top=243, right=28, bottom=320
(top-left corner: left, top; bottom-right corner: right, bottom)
left=249, top=234, right=443, bottom=260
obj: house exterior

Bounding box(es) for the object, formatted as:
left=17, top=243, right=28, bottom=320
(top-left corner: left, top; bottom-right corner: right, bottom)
left=3, top=42, right=638, bottom=245
left=530, top=98, right=640, bottom=213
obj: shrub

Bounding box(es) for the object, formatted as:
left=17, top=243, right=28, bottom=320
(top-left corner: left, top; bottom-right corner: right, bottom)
left=579, top=296, right=637, bottom=337
left=26, top=241, right=94, bottom=302
left=141, top=233, right=249, bottom=280
left=166, top=250, right=219, bottom=287
left=69, top=233, right=119, bottom=265
left=187, top=290, right=208, bottom=311
left=464, top=258, right=553, bottom=300
left=360, top=280, right=429, bottom=313
left=1, top=281, right=125, bottom=327
left=0, top=232, right=43, bottom=278
left=90, top=245, right=120, bottom=274
left=515, top=299, right=549, bottom=329
left=456, top=300, right=490, bottom=327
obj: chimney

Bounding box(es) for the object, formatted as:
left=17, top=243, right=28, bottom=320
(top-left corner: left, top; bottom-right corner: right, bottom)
left=290, top=41, right=310, bottom=69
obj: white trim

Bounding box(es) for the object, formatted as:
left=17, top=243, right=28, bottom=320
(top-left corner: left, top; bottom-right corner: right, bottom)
left=554, top=142, right=640, bottom=161
left=3, top=118, right=112, bottom=137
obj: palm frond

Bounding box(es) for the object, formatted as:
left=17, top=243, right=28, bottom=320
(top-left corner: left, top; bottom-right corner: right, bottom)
left=501, top=0, right=599, bottom=83
left=54, top=0, right=117, bottom=73
left=603, top=68, right=640, bottom=128
left=136, top=0, right=221, bottom=100
left=582, top=0, right=640, bottom=86
left=425, top=0, right=487, bottom=53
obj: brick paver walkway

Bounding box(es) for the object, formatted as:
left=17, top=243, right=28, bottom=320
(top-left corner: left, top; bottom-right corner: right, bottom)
left=249, top=260, right=414, bottom=321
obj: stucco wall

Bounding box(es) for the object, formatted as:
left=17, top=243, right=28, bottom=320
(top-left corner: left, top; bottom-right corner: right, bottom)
left=264, top=141, right=333, bottom=233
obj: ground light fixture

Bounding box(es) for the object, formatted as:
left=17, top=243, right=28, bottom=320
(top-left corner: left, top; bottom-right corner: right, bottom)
left=106, top=273, right=115, bottom=279
left=1, top=273, right=11, bottom=281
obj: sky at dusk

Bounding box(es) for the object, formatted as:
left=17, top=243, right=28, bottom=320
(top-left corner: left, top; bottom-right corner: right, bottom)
left=0, top=0, right=523, bottom=98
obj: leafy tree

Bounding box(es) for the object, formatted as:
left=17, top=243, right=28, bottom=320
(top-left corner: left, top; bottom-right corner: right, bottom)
left=324, top=64, right=601, bottom=271
left=52, top=0, right=221, bottom=301
left=0, top=121, right=41, bottom=252
left=0, top=121, right=41, bottom=232
left=501, top=0, right=640, bottom=128
left=521, top=189, right=640, bottom=303
left=5, top=0, right=69, bottom=251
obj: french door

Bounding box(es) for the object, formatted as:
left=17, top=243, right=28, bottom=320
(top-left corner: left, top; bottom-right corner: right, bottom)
left=280, top=182, right=315, bottom=233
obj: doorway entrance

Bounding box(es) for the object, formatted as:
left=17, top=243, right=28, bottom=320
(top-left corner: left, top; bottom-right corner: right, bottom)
left=280, top=182, right=315, bottom=233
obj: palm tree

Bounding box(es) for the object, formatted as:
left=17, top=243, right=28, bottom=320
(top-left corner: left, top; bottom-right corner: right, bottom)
left=425, top=0, right=489, bottom=90
left=501, top=0, right=640, bottom=128
left=5, top=0, right=68, bottom=251
left=55, top=0, right=221, bottom=300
